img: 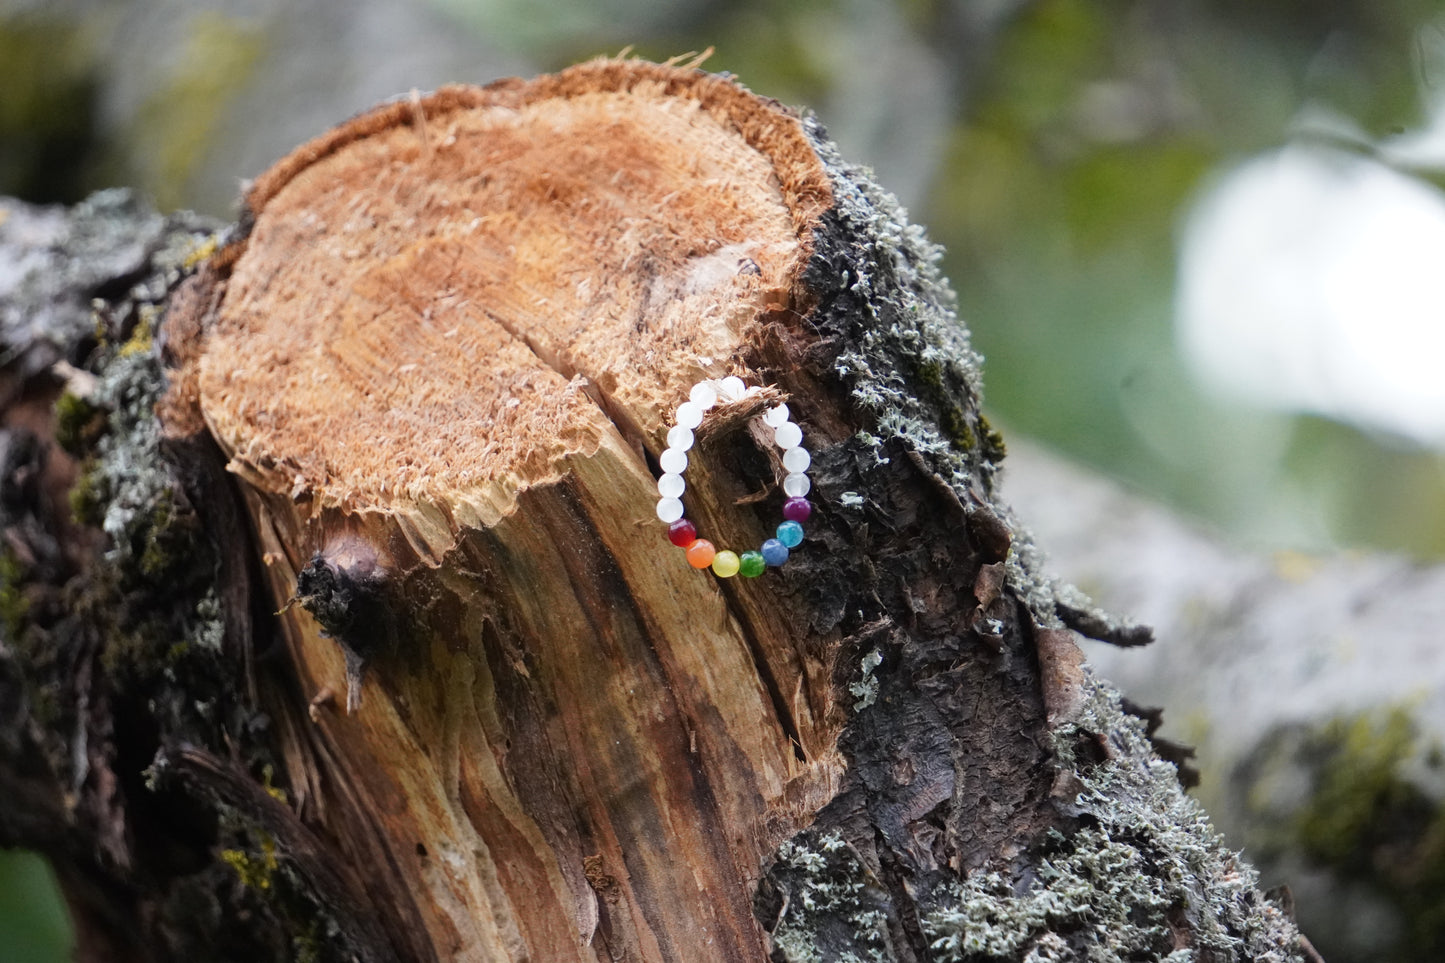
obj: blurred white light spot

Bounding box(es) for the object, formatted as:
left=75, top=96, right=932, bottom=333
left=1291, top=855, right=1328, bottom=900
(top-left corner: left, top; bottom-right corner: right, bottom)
left=1176, top=145, right=1445, bottom=446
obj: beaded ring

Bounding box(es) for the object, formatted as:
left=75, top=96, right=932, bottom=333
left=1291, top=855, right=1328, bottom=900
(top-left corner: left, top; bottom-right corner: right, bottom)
left=655, top=376, right=813, bottom=577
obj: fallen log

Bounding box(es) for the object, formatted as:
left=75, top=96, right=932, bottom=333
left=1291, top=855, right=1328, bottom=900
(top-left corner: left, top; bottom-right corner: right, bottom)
left=0, top=59, right=1315, bottom=962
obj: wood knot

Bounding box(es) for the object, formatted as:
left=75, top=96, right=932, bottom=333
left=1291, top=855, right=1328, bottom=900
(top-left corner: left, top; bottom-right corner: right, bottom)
left=293, top=535, right=394, bottom=712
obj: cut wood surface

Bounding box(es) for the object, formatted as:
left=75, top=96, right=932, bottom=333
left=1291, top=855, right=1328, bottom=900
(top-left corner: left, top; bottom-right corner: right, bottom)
left=2, top=59, right=1317, bottom=963
left=165, top=61, right=850, bottom=962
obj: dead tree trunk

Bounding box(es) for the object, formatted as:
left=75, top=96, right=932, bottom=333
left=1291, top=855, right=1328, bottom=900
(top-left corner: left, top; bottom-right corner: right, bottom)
left=1, top=59, right=1316, bottom=962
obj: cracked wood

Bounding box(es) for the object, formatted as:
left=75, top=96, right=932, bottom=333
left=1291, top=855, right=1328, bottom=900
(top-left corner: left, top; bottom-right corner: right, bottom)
left=163, top=59, right=849, bottom=963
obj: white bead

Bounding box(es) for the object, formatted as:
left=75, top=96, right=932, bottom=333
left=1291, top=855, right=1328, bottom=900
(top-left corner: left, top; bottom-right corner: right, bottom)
left=763, top=404, right=790, bottom=427
left=783, top=473, right=812, bottom=497
left=720, top=375, right=746, bottom=400
left=782, top=446, right=811, bottom=473
left=657, top=473, right=685, bottom=498
left=656, top=497, right=684, bottom=522
left=689, top=382, right=718, bottom=409
left=774, top=421, right=803, bottom=449
left=676, top=401, right=704, bottom=429
left=659, top=447, right=688, bottom=473
left=667, top=425, right=694, bottom=451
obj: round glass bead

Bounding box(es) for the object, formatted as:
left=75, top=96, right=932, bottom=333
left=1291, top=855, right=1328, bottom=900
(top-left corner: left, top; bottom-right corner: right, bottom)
left=676, top=401, right=704, bottom=429
left=782, top=446, right=811, bottom=473
left=774, top=421, right=803, bottom=450
left=668, top=518, right=697, bottom=547
left=761, top=539, right=789, bottom=567
left=667, top=425, right=694, bottom=451
left=664, top=379, right=814, bottom=577
left=659, top=447, right=688, bottom=474
left=686, top=539, right=716, bottom=569
left=690, top=382, right=719, bottom=409
left=738, top=551, right=766, bottom=577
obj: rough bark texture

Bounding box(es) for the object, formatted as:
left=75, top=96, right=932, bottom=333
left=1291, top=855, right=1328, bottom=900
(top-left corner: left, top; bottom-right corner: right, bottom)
left=1004, top=440, right=1445, bottom=963
left=1, top=60, right=1316, bottom=962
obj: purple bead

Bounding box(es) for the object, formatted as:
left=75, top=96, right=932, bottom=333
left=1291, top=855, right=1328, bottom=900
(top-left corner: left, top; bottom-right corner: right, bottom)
left=783, top=497, right=813, bottom=523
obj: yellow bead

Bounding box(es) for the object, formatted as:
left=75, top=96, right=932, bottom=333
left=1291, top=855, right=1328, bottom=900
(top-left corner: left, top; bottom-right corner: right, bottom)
left=711, top=550, right=741, bottom=578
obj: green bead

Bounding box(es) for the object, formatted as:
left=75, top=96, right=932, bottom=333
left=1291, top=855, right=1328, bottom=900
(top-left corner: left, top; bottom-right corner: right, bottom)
left=738, top=551, right=766, bottom=578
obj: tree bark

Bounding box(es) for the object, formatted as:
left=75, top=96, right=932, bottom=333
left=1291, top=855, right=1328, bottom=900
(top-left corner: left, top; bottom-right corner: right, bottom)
left=1, top=59, right=1316, bottom=962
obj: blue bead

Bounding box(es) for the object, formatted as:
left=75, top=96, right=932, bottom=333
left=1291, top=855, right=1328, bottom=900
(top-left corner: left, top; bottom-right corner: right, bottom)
left=761, top=538, right=789, bottom=567
left=776, top=520, right=804, bottom=548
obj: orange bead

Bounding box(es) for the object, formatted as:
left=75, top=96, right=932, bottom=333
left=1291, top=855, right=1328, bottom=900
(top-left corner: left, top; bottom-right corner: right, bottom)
left=685, top=539, right=716, bottom=569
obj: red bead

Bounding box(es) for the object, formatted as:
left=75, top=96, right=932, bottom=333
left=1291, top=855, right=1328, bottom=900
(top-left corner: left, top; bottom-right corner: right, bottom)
left=783, top=497, right=812, bottom=523
left=668, top=518, right=697, bottom=547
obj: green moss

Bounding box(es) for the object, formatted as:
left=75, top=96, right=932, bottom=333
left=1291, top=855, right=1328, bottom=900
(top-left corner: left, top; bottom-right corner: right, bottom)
left=48, top=216, right=228, bottom=729
left=0, top=13, right=98, bottom=202
left=291, top=925, right=323, bottom=963
left=976, top=414, right=1006, bottom=461
left=0, top=548, right=30, bottom=637
left=67, top=461, right=106, bottom=526
left=3, top=191, right=326, bottom=958
left=912, top=356, right=976, bottom=451
left=53, top=391, right=104, bottom=456
left=1271, top=707, right=1445, bottom=955
left=135, top=496, right=201, bottom=585
left=1294, top=709, right=1422, bottom=862
left=90, top=342, right=194, bottom=582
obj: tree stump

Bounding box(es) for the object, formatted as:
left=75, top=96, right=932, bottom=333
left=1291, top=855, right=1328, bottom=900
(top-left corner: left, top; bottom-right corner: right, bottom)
left=2, top=60, right=1316, bottom=962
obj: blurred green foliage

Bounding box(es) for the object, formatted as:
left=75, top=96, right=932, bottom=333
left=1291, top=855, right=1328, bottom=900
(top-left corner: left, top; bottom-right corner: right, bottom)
left=0, top=13, right=100, bottom=204
left=0, top=851, right=70, bottom=963
left=1237, top=707, right=1445, bottom=962
left=923, top=0, right=1445, bottom=556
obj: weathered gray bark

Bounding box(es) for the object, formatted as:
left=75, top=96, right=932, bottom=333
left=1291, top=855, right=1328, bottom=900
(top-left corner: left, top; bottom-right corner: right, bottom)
left=0, top=64, right=1321, bottom=963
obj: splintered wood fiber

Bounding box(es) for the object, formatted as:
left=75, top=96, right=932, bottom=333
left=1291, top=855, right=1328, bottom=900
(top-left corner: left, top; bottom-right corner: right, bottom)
left=202, top=73, right=827, bottom=510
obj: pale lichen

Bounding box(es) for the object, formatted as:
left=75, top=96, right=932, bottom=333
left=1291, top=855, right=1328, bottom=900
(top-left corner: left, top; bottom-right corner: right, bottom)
left=849, top=648, right=883, bottom=710
left=41, top=193, right=234, bottom=730
left=924, top=828, right=1176, bottom=960
left=805, top=118, right=992, bottom=480
left=800, top=118, right=1068, bottom=631
left=918, top=674, right=1307, bottom=962
left=767, top=832, right=896, bottom=963
left=776, top=119, right=1305, bottom=962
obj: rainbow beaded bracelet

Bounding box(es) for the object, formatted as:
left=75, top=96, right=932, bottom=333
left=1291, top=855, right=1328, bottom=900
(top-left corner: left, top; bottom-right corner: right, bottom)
left=655, top=377, right=812, bottom=577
